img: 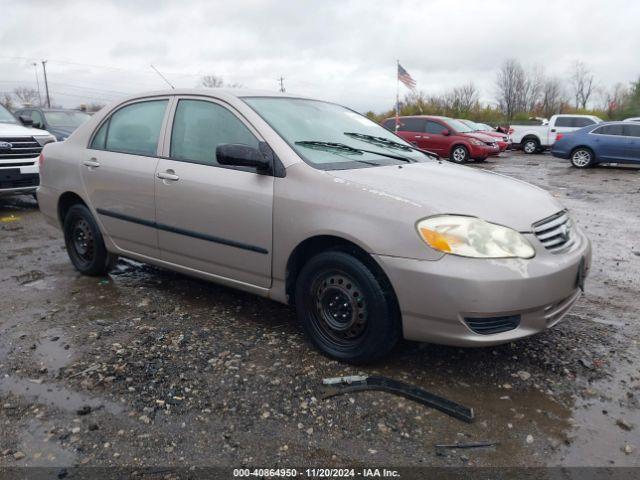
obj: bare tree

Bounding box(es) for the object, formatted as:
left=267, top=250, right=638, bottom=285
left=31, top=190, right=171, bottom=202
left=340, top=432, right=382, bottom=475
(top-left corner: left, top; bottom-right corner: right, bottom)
left=0, top=93, right=14, bottom=110
left=523, top=65, right=545, bottom=112
left=598, top=83, right=628, bottom=118
left=201, top=75, right=224, bottom=88
left=13, top=87, right=41, bottom=106
left=446, top=83, right=480, bottom=114
left=570, top=61, right=595, bottom=110
left=495, top=59, right=528, bottom=119
left=540, top=78, right=566, bottom=118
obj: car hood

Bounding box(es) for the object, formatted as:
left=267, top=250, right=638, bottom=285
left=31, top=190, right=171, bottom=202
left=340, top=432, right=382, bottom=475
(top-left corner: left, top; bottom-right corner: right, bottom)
left=0, top=122, right=51, bottom=137
left=47, top=126, right=76, bottom=140
left=327, top=161, right=563, bottom=231
left=461, top=131, right=496, bottom=142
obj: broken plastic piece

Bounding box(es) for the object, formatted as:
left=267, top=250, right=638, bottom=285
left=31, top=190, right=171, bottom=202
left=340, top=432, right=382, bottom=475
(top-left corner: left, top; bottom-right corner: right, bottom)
left=321, top=375, right=474, bottom=423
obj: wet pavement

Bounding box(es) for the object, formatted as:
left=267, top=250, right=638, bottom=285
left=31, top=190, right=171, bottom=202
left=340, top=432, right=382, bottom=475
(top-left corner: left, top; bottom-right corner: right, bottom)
left=0, top=152, right=639, bottom=468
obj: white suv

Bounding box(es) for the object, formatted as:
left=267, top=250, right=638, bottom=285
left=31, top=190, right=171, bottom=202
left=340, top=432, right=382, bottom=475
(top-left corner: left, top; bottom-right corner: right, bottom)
left=0, top=104, right=55, bottom=197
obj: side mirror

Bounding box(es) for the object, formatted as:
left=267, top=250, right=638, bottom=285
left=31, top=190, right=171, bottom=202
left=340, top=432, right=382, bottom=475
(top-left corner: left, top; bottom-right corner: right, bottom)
left=19, top=115, right=34, bottom=127
left=216, top=144, right=271, bottom=172
left=441, top=129, right=450, bottom=136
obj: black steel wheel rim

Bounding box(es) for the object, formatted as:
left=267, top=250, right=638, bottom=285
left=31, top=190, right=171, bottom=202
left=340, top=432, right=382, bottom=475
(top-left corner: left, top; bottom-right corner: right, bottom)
left=71, top=218, right=95, bottom=264
left=309, top=272, right=368, bottom=347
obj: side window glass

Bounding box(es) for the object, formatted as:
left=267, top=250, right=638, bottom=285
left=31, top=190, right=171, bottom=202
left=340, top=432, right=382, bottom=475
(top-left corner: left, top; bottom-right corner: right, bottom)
left=382, top=119, right=395, bottom=131
left=425, top=121, right=444, bottom=134
left=170, top=100, right=259, bottom=167
left=398, top=118, right=425, bottom=132
left=91, top=120, right=109, bottom=149
left=574, top=117, right=594, bottom=128
left=624, top=124, right=640, bottom=137
left=105, top=100, right=168, bottom=156
left=554, top=117, right=572, bottom=127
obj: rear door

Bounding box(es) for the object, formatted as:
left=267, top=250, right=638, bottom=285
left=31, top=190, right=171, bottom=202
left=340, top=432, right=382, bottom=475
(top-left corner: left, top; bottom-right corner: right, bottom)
left=155, top=96, right=273, bottom=288
left=396, top=118, right=426, bottom=147
left=81, top=97, right=170, bottom=258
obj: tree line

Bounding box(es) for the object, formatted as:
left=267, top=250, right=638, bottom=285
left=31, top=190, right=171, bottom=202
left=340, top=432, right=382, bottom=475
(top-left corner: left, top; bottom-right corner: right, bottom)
left=367, top=59, right=640, bottom=125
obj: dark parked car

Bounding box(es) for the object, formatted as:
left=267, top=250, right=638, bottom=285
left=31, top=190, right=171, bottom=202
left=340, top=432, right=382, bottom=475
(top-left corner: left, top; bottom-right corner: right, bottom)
left=551, top=121, right=640, bottom=168
left=14, top=107, right=91, bottom=141
left=382, top=116, right=499, bottom=163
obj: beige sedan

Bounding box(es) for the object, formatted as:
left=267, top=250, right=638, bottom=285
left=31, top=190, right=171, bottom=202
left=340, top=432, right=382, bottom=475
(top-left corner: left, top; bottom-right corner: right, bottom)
left=38, top=89, right=591, bottom=363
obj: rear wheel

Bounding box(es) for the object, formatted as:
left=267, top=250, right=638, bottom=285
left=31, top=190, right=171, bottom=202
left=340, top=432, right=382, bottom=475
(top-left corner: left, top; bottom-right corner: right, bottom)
left=63, top=204, right=115, bottom=276
left=570, top=147, right=594, bottom=168
left=522, top=137, right=539, bottom=154
left=450, top=145, right=469, bottom=164
left=295, top=251, right=401, bottom=363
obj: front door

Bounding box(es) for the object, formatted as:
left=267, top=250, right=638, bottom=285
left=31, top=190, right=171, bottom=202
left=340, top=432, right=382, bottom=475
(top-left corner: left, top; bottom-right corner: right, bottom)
left=81, top=98, right=170, bottom=258
left=155, top=97, right=273, bottom=288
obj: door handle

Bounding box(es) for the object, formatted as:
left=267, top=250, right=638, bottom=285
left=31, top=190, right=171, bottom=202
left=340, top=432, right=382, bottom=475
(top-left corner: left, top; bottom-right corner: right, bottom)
left=415, top=135, right=422, bottom=139
left=157, top=170, right=179, bottom=181
left=83, top=159, right=100, bottom=168
left=550, top=129, right=556, bottom=132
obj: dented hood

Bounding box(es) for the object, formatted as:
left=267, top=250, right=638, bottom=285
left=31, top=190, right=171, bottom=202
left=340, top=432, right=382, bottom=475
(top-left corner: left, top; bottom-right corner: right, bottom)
left=327, top=161, right=563, bottom=232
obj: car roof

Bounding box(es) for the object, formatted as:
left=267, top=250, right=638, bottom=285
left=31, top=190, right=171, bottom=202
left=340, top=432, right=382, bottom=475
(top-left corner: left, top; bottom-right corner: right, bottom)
left=117, top=88, right=312, bottom=103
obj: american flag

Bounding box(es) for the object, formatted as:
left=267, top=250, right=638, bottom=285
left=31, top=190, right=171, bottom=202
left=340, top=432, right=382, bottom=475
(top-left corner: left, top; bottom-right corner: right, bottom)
left=398, top=63, right=416, bottom=90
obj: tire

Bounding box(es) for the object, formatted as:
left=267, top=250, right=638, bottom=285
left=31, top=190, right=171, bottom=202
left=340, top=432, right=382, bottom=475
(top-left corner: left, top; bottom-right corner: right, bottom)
left=475, top=158, right=487, bottom=163
left=522, top=137, right=539, bottom=154
left=450, top=145, right=469, bottom=164
left=295, top=251, right=401, bottom=363
left=570, top=147, right=595, bottom=168
left=63, top=204, right=114, bottom=276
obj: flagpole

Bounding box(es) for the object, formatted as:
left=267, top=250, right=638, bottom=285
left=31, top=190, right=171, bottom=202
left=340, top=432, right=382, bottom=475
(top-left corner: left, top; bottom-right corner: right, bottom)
left=395, top=59, right=400, bottom=132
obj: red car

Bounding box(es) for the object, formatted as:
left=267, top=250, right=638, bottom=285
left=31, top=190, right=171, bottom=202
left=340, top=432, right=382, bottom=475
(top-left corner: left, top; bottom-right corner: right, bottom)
left=458, top=120, right=511, bottom=152
left=382, top=116, right=500, bottom=163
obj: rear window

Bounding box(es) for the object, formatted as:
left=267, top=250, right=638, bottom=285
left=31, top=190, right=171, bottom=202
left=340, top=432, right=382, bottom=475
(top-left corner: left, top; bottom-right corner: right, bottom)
left=556, top=116, right=597, bottom=128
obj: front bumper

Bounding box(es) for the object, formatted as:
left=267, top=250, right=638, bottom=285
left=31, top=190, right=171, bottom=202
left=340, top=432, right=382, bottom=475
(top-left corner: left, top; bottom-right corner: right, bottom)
left=469, top=144, right=500, bottom=159
left=374, top=227, right=592, bottom=346
left=0, top=161, right=39, bottom=196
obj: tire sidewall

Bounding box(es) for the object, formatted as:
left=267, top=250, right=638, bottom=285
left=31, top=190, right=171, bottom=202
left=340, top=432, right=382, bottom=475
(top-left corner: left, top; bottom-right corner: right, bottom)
left=523, top=138, right=539, bottom=154
left=63, top=204, right=110, bottom=276
left=450, top=145, right=469, bottom=164
left=295, top=251, right=399, bottom=363
left=570, top=148, right=594, bottom=168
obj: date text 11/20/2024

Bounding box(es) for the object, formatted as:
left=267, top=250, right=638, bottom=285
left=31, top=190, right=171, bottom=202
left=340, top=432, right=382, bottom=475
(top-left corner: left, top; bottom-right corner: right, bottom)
left=233, top=468, right=400, bottom=477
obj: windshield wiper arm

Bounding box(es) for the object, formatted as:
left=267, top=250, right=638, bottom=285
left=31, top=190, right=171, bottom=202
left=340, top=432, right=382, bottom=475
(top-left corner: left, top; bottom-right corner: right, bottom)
left=343, top=132, right=438, bottom=159
left=295, top=140, right=413, bottom=163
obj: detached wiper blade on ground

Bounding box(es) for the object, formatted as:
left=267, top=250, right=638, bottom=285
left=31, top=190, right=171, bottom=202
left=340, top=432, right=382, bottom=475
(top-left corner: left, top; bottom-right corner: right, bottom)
left=344, top=132, right=439, bottom=159
left=295, top=140, right=413, bottom=163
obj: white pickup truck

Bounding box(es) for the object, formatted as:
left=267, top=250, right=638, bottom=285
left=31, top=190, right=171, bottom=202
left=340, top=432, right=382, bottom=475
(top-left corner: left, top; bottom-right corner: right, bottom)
left=511, top=114, right=602, bottom=154
left=0, top=104, right=56, bottom=197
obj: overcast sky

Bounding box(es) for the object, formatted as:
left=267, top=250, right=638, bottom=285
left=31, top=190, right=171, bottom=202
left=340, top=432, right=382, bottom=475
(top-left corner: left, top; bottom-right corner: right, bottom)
left=1, top=0, right=639, bottom=112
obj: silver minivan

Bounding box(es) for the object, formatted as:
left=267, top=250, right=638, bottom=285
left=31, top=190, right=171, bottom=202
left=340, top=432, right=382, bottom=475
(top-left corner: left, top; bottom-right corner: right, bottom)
left=38, top=89, right=591, bottom=363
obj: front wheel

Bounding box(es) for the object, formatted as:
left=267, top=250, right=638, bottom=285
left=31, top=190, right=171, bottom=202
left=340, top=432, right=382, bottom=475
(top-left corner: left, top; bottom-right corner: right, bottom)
left=63, top=204, right=115, bottom=276
left=295, top=251, right=401, bottom=363
left=570, top=148, right=594, bottom=168
left=450, top=146, right=469, bottom=164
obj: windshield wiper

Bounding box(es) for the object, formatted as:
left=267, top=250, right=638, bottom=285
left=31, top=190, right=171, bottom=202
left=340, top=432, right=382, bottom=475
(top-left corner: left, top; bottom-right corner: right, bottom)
left=295, top=140, right=413, bottom=163
left=343, top=132, right=438, bottom=159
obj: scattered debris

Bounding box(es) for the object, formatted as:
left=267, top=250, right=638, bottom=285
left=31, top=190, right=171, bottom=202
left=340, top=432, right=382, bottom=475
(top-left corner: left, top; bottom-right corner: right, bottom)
left=321, top=375, right=474, bottom=423
left=435, top=441, right=498, bottom=450
left=76, top=405, right=92, bottom=416
left=616, top=419, right=633, bottom=431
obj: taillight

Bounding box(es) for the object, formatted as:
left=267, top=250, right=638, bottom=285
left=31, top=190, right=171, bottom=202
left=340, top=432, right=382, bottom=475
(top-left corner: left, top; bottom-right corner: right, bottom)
left=556, top=133, right=564, bottom=141
left=39, top=152, right=45, bottom=168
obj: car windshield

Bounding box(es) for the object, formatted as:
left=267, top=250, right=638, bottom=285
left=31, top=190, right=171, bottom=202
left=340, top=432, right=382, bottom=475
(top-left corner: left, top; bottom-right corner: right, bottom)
left=44, top=111, right=90, bottom=127
left=444, top=118, right=475, bottom=133
left=243, top=97, right=428, bottom=170
left=0, top=104, right=18, bottom=124
left=459, top=119, right=481, bottom=130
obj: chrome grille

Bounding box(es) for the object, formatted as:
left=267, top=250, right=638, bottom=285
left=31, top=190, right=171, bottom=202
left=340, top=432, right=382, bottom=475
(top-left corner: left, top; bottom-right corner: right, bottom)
left=0, top=136, right=42, bottom=160
left=532, top=211, right=574, bottom=253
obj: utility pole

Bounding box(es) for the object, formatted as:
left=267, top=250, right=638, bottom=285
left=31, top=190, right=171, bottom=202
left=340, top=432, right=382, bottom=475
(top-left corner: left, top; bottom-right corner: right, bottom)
left=41, top=60, right=51, bottom=108
left=277, top=76, right=285, bottom=93
left=32, top=63, right=42, bottom=106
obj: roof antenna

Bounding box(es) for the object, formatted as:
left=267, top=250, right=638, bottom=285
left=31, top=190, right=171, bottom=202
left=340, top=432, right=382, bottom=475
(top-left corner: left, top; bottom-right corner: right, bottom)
left=150, top=64, right=175, bottom=89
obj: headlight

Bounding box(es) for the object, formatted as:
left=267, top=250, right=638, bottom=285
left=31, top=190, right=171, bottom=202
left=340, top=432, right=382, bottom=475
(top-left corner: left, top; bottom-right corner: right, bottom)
left=469, top=138, right=484, bottom=146
left=34, top=135, right=56, bottom=146
left=416, top=215, right=535, bottom=259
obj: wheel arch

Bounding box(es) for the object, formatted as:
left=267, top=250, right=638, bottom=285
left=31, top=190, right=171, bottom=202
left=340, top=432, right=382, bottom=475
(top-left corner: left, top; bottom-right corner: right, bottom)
left=285, top=235, right=399, bottom=310
left=58, top=191, right=88, bottom=226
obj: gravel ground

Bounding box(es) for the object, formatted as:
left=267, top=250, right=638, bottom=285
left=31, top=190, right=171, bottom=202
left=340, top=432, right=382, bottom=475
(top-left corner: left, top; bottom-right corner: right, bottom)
left=0, top=151, right=639, bottom=470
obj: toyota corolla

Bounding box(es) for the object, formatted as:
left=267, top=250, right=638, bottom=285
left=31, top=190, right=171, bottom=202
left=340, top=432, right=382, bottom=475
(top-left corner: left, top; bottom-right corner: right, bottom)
left=37, top=90, right=592, bottom=363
